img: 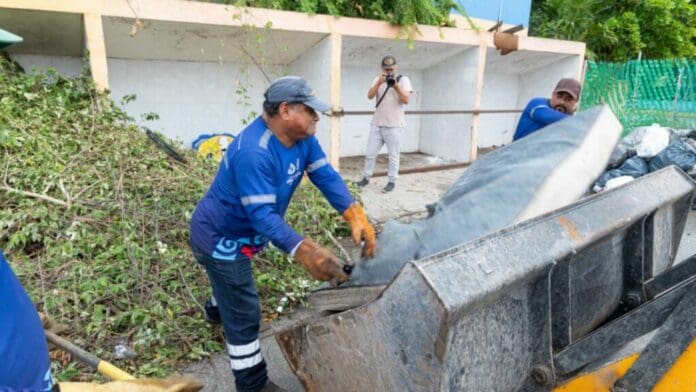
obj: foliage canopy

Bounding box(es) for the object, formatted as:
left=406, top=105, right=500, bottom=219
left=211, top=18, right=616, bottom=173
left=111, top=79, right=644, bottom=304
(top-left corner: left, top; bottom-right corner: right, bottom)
left=206, top=0, right=466, bottom=40
left=530, top=0, right=696, bottom=61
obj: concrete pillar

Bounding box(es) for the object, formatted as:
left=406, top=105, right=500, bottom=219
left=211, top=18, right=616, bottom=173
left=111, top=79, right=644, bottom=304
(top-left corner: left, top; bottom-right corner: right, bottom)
left=329, top=32, right=342, bottom=170
left=83, top=13, right=109, bottom=91
left=469, top=37, right=488, bottom=162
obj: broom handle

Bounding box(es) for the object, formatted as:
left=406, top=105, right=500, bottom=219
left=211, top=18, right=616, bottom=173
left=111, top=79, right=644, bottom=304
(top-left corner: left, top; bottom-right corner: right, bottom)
left=45, top=330, right=135, bottom=381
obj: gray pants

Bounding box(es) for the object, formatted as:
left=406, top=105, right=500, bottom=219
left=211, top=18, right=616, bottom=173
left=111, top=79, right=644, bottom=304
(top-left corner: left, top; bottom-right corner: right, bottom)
left=363, top=125, right=402, bottom=182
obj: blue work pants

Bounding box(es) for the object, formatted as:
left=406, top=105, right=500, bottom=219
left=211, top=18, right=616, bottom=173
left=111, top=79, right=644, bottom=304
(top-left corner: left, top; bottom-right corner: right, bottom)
left=193, top=251, right=267, bottom=392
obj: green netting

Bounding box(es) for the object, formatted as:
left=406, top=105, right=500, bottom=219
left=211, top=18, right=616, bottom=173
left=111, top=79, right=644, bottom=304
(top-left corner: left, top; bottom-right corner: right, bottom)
left=581, top=59, right=696, bottom=135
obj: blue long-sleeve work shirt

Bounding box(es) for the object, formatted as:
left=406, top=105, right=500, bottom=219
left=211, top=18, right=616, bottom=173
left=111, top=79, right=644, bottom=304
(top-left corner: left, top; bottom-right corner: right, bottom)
left=0, top=251, right=54, bottom=391
left=190, top=116, right=354, bottom=260
left=513, top=98, right=568, bottom=141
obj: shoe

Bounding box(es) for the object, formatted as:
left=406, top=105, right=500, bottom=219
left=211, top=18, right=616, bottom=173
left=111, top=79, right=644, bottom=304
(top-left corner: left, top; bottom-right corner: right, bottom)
left=356, top=177, right=369, bottom=187
left=382, top=182, right=395, bottom=193
left=260, top=380, right=287, bottom=392
left=204, top=298, right=221, bottom=325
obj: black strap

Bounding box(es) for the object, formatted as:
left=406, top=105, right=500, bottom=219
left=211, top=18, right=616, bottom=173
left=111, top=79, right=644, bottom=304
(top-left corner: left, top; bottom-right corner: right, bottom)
left=375, top=85, right=391, bottom=108
left=375, top=75, right=403, bottom=108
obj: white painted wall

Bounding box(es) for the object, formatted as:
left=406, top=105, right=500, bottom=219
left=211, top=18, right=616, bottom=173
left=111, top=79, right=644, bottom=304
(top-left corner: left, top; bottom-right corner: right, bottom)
left=479, top=72, right=519, bottom=147
left=107, top=58, right=275, bottom=146
left=338, top=66, right=422, bottom=157
left=11, top=45, right=582, bottom=159
left=420, top=48, right=479, bottom=162
left=12, top=54, right=83, bottom=77
left=288, top=35, right=332, bottom=152
left=517, top=55, right=581, bottom=110
left=478, top=54, right=583, bottom=147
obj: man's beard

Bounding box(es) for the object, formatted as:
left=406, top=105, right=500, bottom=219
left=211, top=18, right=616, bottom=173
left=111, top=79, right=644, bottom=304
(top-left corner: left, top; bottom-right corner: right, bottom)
left=554, top=105, right=568, bottom=114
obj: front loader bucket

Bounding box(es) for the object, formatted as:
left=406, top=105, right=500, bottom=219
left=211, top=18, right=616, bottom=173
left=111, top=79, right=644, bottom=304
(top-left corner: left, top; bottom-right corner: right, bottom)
left=275, top=167, right=694, bottom=391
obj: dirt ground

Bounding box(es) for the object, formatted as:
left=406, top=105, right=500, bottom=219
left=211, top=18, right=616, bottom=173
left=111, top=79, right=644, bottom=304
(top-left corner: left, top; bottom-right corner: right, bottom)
left=184, top=153, right=696, bottom=391
left=339, top=153, right=466, bottom=223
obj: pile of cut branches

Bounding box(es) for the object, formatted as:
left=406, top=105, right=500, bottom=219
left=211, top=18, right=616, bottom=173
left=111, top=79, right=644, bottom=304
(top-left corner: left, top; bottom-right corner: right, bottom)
left=0, top=58, right=351, bottom=378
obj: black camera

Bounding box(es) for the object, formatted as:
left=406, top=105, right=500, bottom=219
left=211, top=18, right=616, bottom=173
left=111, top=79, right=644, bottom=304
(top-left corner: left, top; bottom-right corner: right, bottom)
left=385, top=73, right=397, bottom=87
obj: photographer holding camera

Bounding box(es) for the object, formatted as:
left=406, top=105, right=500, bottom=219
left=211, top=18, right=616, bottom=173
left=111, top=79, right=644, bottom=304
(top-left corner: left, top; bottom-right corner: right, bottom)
left=356, top=55, right=412, bottom=193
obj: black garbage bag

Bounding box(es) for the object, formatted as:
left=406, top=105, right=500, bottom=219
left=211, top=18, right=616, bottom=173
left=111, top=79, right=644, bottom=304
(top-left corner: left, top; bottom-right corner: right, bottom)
left=648, top=139, right=696, bottom=173
left=595, top=156, right=649, bottom=190
left=607, top=143, right=635, bottom=169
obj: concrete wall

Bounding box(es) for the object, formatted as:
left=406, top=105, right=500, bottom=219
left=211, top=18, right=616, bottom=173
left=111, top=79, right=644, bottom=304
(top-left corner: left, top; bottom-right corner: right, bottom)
left=517, top=55, right=582, bottom=109
left=12, top=54, right=83, bottom=77
left=107, top=58, right=274, bottom=145
left=339, top=66, right=422, bottom=157
left=2, top=1, right=585, bottom=165
left=478, top=55, right=584, bottom=147
left=420, top=48, right=479, bottom=162
left=479, top=71, right=519, bottom=147
left=288, top=35, right=332, bottom=152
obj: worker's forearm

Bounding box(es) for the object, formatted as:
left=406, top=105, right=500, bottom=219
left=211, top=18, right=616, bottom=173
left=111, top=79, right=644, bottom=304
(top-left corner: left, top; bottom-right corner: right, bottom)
left=394, top=86, right=410, bottom=104
left=245, top=204, right=303, bottom=253
left=367, top=83, right=380, bottom=99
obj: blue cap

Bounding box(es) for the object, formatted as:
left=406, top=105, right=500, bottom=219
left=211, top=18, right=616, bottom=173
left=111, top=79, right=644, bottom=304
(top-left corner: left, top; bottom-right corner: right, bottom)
left=264, top=76, right=331, bottom=114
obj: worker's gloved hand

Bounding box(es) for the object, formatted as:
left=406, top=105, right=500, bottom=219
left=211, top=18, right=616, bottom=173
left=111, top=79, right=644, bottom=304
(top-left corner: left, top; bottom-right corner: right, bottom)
left=342, top=203, right=376, bottom=257
left=294, top=238, right=348, bottom=283
left=58, top=377, right=203, bottom=392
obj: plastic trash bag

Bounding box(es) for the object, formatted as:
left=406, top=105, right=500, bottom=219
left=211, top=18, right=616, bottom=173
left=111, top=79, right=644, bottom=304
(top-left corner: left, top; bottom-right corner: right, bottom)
left=192, top=133, right=235, bottom=162
left=648, top=139, right=696, bottom=173
left=607, top=124, right=673, bottom=168
left=594, top=156, right=649, bottom=192
left=636, top=124, right=670, bottom=159
left=608, top=143, right=634, bottom=168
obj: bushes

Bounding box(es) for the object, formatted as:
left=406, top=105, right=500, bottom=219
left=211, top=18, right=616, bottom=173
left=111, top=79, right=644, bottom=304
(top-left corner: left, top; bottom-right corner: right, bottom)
left=0, top=58, right=352, bottom=378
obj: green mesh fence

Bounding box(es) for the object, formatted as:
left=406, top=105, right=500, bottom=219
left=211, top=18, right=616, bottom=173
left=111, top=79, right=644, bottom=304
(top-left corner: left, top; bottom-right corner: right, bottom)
left=581, top=59, right=696, bottom=135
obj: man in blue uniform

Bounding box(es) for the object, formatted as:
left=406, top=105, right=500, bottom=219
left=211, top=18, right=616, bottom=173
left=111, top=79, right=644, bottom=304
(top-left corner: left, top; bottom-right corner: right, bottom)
left=0, top=29, right=53, bottom=392
left=513, top=78, right=582, bottom=141
left=189, top=76, right=376, bottom=392
left=0, top=251, right=54, bottom=391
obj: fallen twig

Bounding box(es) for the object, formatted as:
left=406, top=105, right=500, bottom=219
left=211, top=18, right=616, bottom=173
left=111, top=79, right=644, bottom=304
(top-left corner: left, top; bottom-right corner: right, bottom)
left=324, top=229, right=350, bottom=260
left=1, top=184, right=70, bottom=208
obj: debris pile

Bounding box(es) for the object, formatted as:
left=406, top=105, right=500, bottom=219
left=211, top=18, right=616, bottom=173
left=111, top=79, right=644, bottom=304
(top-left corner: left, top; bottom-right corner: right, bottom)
left=0, top=58, right=349, bottom=377
left=594, top=124, right=696, bottom=193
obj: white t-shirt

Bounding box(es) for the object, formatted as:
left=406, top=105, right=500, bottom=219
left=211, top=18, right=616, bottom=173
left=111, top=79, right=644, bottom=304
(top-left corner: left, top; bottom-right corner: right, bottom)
left=371, top=75, right=413, bottom=127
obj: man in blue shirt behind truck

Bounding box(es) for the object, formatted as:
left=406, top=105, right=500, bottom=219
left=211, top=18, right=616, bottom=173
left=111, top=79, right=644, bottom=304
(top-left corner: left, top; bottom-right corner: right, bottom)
left=189, top=76, right=376, bottom=392
left=513, top=78, right=582, bottom=141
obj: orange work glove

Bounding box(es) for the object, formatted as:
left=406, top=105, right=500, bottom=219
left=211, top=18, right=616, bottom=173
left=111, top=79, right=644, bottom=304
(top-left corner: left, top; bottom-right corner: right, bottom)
left=294, top=238, right=349, bottom=283
left=342, top=203, right=376, bottom=257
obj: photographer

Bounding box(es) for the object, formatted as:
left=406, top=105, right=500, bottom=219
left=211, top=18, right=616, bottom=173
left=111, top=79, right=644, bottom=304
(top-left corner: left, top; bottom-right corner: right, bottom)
left=356, top=55, right=412, bottom=193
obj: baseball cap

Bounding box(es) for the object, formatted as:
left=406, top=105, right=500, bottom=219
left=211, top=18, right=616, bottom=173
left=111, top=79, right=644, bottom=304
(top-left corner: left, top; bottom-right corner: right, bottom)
left=553, top=78, right=582, bottom=101
left=381, top=55, right=397, bottom=68
left=263, top=76, right=331, bottom=113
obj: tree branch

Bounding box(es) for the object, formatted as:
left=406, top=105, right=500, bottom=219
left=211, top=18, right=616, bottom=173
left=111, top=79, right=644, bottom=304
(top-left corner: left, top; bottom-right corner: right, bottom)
left=1, top=185, right=70, bottom=207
